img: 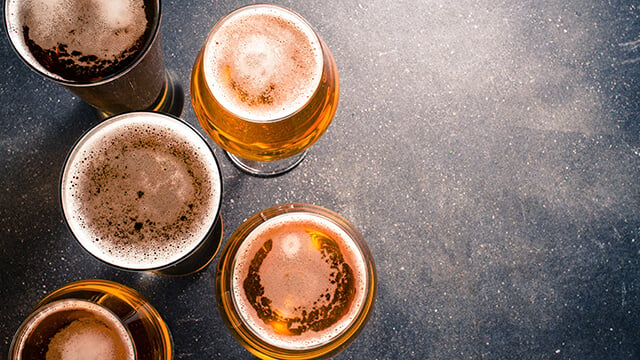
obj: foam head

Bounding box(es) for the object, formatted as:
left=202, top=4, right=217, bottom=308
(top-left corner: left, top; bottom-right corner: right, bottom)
left=203, top=5, right=323, bottom=122
left=231, top=212, right=368, bottom=350
left=14, top=299, right=135, bottom=360
left=60, top=112, right=222, bottom=270
left=5, top=0, right=154, bottom=82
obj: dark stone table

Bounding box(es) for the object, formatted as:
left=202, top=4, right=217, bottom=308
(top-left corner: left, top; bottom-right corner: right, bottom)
left=1, top=0, right=639, bottom=358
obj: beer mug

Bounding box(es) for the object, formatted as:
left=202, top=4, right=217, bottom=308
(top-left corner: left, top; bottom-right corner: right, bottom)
left=191, top=4, right=339, bottom=176
left=4, top=0, right=183, bottom=117
left=216, top=203, right=376, bottom=359
left=60, top=112, right=223, bottom=276
left=9, top=279, right=173, bottom=360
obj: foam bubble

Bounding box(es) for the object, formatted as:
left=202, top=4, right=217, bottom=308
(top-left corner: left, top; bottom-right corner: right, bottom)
left=231, top=212, right=368, bottom=350
left=203, top=5, right=323, bottom=122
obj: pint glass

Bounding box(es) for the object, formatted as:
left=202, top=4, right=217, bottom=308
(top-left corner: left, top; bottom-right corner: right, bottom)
left=191, top=5, right=339, bottom=176
left=9, top=279, right=172, bottom=360
left=60, top=112, right=223, bottom=276
left=4, top=0, right=183, bottom=117
left=216, top=204, right=376, bottom=359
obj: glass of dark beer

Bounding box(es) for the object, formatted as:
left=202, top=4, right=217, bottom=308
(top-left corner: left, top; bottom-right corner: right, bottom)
left=60, top=112, right=223, bottom=276
left=216, top=203, right=376, bottom=359
left=4, top=0, right=183, bottom=117
left=191, top=4, right=339, bottom=176
left=9, top=279, right=173, bottom=360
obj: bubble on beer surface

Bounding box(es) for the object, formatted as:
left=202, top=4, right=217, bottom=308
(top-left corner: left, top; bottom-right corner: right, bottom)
left=204, top=6, right=323, bottom=121
left=45, top=318, right=127, bottom=360
left=62, top=114, right=221, bottom=269
left=232, top=213, right=368, bottom=349
left=12, top=0, right=150, bottom=81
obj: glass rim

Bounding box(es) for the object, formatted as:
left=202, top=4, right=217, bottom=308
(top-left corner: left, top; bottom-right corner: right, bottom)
left=3, top=0, right=162, bottom=87
left=199, top=3, right=326, bottom=124
left=58, top=111, right=224, bottom=272
left=10, top=298, right=137, bottom=359
left=216, top=203, right=377, bottom=358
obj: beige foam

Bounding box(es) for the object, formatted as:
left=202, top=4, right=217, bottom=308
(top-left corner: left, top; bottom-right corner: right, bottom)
left=204, top=5, right=323, bottom=122
left=46, top=318, right=127, bottom=360
left=18, top=0, right=147, bottom=61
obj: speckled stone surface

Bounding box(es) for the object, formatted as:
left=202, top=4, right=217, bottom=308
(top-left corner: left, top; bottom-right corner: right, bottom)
left=1, top=0, right=639, bottom=359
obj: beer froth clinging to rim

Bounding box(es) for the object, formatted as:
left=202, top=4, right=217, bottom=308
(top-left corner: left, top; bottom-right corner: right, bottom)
left=5, top=0, right=155, bottom=82
left=60, top=113, right=221, bottom=270
left=231, top=212, right=368, bottom=350
left=203, top=5, right=323, bottom=122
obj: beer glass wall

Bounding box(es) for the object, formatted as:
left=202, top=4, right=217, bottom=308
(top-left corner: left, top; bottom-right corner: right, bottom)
left=4, top=0, right=183, bottom=117
left=10, top=279, right=173, bottom=360
left=216, top=203, right=376, bottom=359
left=60, top=112, right=223, bottom=276
left=191, top=4, right=339, bottom=176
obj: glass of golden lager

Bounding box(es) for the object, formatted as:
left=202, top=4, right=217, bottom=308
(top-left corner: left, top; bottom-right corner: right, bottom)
left=216, top=204, right=376, bottom=359
left=191, top=4, right=339, bottom=176
left=9, top=279, right=172, bottom=360
left=4, top=0, right=183, bottom=117
left=60, top=112, right=223, bottom=276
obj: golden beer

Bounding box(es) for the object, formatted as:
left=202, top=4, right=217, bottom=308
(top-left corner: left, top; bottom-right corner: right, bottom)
left=9, top=279, right=172, bottom=360
left=216, top=204, right=376, bottom=359
left=191, top=5, right=339, bottom=175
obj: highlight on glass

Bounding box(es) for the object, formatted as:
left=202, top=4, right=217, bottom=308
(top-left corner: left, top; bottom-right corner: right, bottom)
left=9, top=279, right=173, bottom=360
left=60, top=112, right=223, bottom=276
left=216, top=203, right=376, bottom=359
left=191, top=4, right=339, bottom=176
left=4, top=0, right=183, bottom=117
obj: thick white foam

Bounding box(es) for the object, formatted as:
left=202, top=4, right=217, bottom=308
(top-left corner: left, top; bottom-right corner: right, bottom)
left=231, top=212, right=368, bottom=350
left=203, top=5, right=323, bottom=122
left=61, top=113, right=222, bottom=270
left=7, top=0, right=148, bottom=76
left=19, top=299, right=135, bottom=360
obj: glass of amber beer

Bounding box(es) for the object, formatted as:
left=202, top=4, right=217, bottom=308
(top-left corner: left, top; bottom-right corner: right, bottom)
left=216, top=204, right=376, bottom=359
left=4, top=0, right=183, bottom=117
left=60, top=112, right=223, bottom=276
left=191, top=4, right=339, bottom=176
left=9, top=279, right=172, bottom=360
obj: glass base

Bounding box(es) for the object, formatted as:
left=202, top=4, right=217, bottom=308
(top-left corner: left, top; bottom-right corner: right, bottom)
left=226, top=150, right=308, bottom=177
left=95, top=70, right=184, bottom=119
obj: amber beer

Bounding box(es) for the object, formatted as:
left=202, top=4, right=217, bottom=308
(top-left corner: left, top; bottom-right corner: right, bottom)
left=191, top=4, right=339, bottom=175
left=4, top=0, right=183, bottom=116
left=9, top=279, right=172, bottom=360
left=216, top=204, right=376, bottom=359
left=60, top=112, right=223, bottom=276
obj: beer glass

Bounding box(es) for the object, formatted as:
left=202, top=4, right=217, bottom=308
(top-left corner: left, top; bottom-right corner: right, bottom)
left=60, top=112, right=223, bottom=276
left=4, top=0, right=183, bottom=117
left=9, top=279, right=172, bottom=360
left=191, top=4, right=339, bottom=176
left=216, top=203, right=376, bottom=359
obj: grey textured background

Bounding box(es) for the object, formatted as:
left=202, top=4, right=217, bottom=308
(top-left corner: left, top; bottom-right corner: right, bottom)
left=1, top=0, right=639, bottom=358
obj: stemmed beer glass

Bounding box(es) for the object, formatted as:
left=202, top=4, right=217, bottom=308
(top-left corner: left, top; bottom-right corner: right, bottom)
left=191, top=4, right=339, bottom=176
